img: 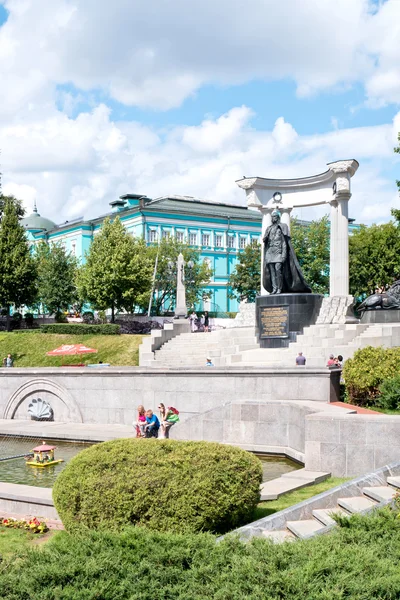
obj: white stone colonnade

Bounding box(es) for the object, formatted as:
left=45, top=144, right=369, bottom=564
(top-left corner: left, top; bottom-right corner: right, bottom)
left=236, top=160, right=359, bottom=297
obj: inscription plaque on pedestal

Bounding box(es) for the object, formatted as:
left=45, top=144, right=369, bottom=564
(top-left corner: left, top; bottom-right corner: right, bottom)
left=259, top=305, right=289, bottom=339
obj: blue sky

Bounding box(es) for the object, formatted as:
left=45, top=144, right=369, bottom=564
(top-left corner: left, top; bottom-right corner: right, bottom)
left=0, top=0, right=399, bottom=224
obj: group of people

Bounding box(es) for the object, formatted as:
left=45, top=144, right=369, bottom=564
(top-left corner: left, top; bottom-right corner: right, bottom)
left=295, top=352, right=343, bottom=368
left=135, top=403, right=180, bottom=439
left=326, top=354, right=343, bottom=368
left=2, top=354, right=13, bottom=367
left=189, top=311, right=210, bottom=333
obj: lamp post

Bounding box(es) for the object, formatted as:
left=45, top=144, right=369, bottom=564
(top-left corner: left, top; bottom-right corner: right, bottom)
left=168, top=253, right=194, bottom=318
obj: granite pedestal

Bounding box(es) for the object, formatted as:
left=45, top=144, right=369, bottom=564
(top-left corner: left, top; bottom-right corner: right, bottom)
left=256, top=294, right=323, bottom=348
left=361, top=309, right=400, bottom=324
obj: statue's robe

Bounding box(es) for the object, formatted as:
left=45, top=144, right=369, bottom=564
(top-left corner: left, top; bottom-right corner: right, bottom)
left=262, top=222, right=311, bottom=294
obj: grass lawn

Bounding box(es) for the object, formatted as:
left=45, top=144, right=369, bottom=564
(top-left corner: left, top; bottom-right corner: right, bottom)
left=0, top=525, right=53, bottom=557
left=253, top=476, right=349, bottom=520
left=369, top=406, right=400, bottom=415
left=0, top=332, right=145, bottom=367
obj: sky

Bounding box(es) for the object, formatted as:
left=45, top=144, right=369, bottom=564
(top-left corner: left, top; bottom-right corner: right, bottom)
left=0, top=0, right=399, bottom=225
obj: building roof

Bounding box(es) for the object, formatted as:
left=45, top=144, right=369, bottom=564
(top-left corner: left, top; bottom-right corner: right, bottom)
left=21, top=203, right=56, bottom=232
left=146, top=196, right=261, bottom=221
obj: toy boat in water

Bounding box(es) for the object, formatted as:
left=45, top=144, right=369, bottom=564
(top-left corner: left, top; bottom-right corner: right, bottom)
left=25, top=442, right=64, bottom=468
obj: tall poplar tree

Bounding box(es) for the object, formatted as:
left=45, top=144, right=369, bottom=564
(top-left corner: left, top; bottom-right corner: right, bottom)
left=77, top=217, right=152, bottom=321
left=0, top=196, right=37, bottom=329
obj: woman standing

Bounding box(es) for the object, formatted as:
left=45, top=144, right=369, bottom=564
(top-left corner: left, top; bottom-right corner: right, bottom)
left=203, top=311, right=209, bottom=333
left=158, top=403, right=179, bottom=439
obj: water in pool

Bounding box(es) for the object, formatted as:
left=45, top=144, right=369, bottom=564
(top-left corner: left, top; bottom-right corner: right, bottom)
left=0, top=438, right=92, bottom=488
left=0, top=438, right=301, bottom=487
left=257, top=454, right=301, bottom=482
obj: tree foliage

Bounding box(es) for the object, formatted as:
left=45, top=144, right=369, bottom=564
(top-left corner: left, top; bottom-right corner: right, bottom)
left=229, top=241, right=261, bottom=302
left=34, top=241, right=78, bottom=317
left=77, top=217, right=153, bottom=321
left=0, top=196, right=37, bottom=326
left=146, top=236, right=212, bottom=314
left=53, top=439, right=262, bottom=534
left=349, top=217, right=400, bottom=298
left=291, top=216, right=330, bottom=295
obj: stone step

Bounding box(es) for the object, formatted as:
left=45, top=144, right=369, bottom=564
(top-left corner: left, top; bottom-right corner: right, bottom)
left=281, top=469, right=331, bottom=484
left=286, top=519, right=327, bottom=539
left=312, top=507, right=349, bottom=527
left=260, top=476, right=314, bottom=501
left=386, top=476, right=400, bottom=489
left=337, top=496, right=378, bottom=513
left=261, top=529, right=295, bottom=543
left=362, top=486, right=396, bottom=503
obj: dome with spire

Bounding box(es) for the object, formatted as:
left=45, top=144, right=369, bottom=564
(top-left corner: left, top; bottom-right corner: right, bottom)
left=21, top=201, right=56, bottom=232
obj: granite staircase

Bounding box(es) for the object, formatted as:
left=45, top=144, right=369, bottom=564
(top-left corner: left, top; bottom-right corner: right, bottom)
left=262, top=475, right=400, bottom=543
left=152, top=327, right=258, bottom=367
left=230, top=464, right=400, bottom=544
left=152, top=322, right=400, bottom=368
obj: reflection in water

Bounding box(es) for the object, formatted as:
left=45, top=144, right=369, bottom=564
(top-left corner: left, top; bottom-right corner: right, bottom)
left=257, top=454, right=301, bottom=482
left=0, top=438, right=93, bottom=488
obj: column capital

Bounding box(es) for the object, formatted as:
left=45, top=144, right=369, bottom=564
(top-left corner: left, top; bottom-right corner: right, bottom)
left=327, top=159, right=359, bottom=178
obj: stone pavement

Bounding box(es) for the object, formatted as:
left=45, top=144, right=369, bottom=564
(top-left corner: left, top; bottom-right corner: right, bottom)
left=0, top=420, right=136, bottom=442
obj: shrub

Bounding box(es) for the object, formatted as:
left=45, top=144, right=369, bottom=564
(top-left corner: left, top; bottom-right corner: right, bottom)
left=2, top=510, right=400, bottom=599
left=54, top=311, right=68, bottom=323
left=377, top=374, right=400, bottom=410
left=40, top=323, right=120, bottom=335
left=23, top=312, right=34, bottom=327
left=343, top=346, right=400, bottom=405
left=52, top=439, right=262, bottom=534
left=115, top=319, right=164, bottom=334
left=81, top=311, right=94, bottom=323
left=11, top=311, right=22, bottom=322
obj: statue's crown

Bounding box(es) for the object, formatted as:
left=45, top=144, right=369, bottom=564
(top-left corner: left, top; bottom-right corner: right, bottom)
left=272, top=209, right=281, bottom=217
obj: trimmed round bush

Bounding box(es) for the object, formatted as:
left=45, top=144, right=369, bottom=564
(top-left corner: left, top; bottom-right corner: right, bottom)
left=52, top=439, right=262, bottom=534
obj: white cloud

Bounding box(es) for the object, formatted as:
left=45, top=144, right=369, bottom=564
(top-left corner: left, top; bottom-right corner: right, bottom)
left=0, top=0, right=399, bottom=228
left=0, top=0, right=399, bottom=110
left=1, top=102, right=399, bottom=226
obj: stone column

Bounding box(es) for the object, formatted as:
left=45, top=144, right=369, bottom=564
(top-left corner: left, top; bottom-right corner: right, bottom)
left=335, top=194, right=350, bottom=296
left=329, top=199, right=338, bottom=297
left=174, top=253, right=187, bottom=318
left=280, top=207, right=292, bottom=232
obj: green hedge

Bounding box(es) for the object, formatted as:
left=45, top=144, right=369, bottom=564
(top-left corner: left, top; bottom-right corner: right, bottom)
left=343, top=346, right=400, bottom=405
left=40, top=323, right=120, bottom=335
left=2, top=510, right=400, bottom=599
left=52, top=439, right=262, bottom=534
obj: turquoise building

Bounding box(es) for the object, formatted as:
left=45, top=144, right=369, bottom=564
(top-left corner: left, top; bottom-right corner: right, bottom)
left=22, top=195, right=262, bottom=313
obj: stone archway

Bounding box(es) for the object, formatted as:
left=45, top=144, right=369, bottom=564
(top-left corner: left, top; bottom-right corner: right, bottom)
left=3, top=378, right=83, bottom=423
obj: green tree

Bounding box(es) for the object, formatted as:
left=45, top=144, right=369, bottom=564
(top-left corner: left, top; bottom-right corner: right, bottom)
left=228, top=241, right=261, bottom=302
left=349, top=218, right=400, bottom=298
left=0, top=196, right=37, bottom=329
left=291, top=216, right=330, bottom=295
left=35, top=241, right=78, bottom=318
left=77, top=217, right=152, bottom=321
left=146, top=236, right=212, bottom=314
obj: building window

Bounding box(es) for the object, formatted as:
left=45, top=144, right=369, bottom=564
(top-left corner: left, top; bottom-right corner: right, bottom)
left=201, top=233, right=210, bottom=247
left=189, top=232, right=197, bottom=245
left=215, top=234, right=223, bottom=247
left=71, top=241, right=76, bottom=256
left=227, top=235, right=235, bottom=248
left=175, top=231, right=184, bottom=243
left=148, top=230, right=158, bottom=243
left=239, top=237, right=247, bottom=249
left=162, top=230, right=170, bottom=239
